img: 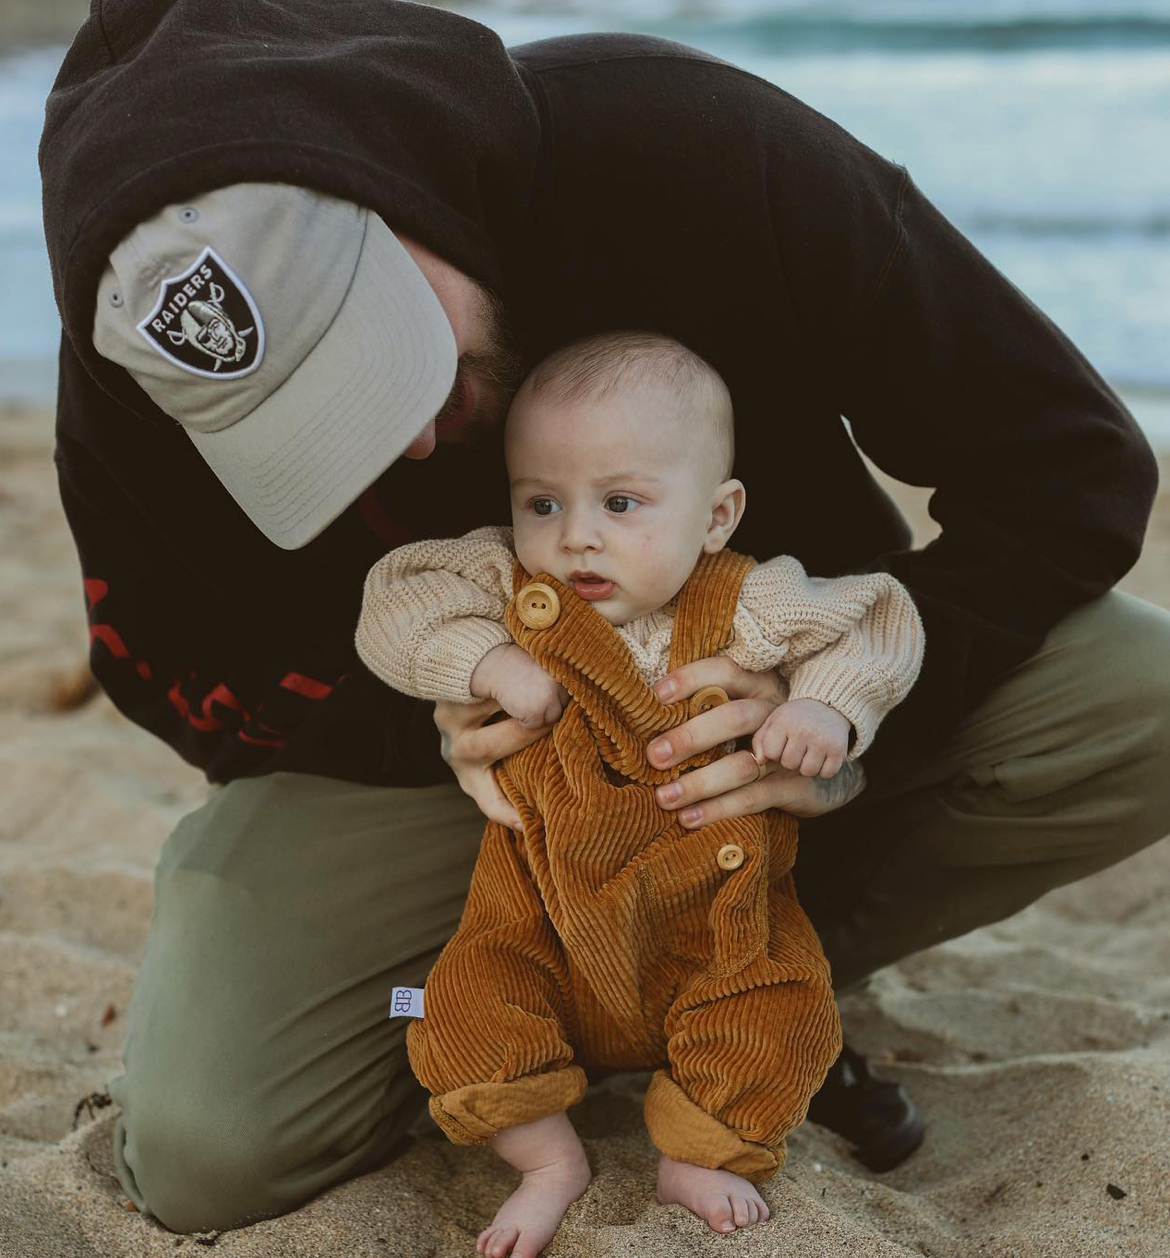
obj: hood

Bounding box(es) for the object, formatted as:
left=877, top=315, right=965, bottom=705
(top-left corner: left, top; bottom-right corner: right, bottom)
left=40, top=0, right=541, bottom=388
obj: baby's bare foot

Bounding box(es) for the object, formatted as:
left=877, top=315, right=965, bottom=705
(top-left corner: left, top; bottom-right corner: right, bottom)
left=656, top=1154, right=771, bottom=1234
left=475, top=1152, right=591, bottom=1258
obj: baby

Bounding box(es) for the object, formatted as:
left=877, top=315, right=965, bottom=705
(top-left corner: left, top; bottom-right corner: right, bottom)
left=356, top=331, right=923, bottom=1258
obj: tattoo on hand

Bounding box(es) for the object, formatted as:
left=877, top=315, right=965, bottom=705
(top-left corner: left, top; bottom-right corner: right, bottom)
left=814, top=760, right=865, bottom=809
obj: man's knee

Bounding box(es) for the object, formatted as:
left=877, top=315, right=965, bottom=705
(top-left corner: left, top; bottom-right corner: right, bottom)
left=115, top=1088, right=291, bottom=1232
left=108, top=772, right=462, bottom=1231
left=1041, top=591, right=1170, bottom=832
left=940, top=591, right=1170, bottom=842
left=113, top=1068, right=425, bottom=1233
left=1107, top=595, right=1170, bottom=768
left=1052, top=590, right=1170, bottom=735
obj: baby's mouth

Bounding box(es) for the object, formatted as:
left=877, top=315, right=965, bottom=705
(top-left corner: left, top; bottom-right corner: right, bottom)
left=569, top=572, right=615, bottom=601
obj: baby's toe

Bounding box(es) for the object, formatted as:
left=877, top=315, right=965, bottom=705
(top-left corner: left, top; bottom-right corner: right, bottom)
left=512, top=1232, right=545, bottom=1258
left=490, top=1226, right=520, bottom=1258
left=709, top=1196, right=736, bottom=1233
left=731, top=1194, right=751, bottom=1227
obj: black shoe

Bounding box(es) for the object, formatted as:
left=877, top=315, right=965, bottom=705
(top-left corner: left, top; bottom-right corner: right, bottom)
left=805, top=1042, right=925, bottom=1171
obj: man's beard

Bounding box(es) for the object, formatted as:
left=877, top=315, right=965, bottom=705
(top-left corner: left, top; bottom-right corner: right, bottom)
left=373, top=281, right=522, bottom=532
left=434, top=284, right=528, bottom=450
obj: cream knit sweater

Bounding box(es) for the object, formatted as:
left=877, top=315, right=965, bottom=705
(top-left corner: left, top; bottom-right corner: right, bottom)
left=356, top=526, right=924, bottom=760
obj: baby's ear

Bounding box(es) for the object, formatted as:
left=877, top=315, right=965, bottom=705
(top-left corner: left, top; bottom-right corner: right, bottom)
left=703, top=478, right=747, bottom=552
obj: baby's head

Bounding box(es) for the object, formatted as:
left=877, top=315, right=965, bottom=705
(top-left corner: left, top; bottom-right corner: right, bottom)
left=504, top=331, right=745, bottom=626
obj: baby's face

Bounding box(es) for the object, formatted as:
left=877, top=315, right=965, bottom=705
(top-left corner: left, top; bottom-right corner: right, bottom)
left=505, top=379, right=735, bottom=626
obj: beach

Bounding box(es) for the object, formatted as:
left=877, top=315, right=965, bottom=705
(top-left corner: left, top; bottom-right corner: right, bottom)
left=0, top=397, right=1167, bottom=1257
left=0, top=0, right=84, bottom=51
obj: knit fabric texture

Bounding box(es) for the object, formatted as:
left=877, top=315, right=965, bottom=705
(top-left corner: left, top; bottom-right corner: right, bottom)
left=356, top=525, right=924, bottom=758
left=406, top=548, right=843, bottom=1181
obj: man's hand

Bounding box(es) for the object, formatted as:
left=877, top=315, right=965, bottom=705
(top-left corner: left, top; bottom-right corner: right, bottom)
left=647, top=658, right=866, bottom=826
left=434, top=697, right=554, bottom=832
left=470, top=643, right=569, bottom=729
left=752, top=697, right=851, bottom=779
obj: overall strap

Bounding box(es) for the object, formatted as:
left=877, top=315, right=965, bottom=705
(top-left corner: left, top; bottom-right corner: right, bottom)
left=667, top=549, right=757, bottom=673
left=504, top=551, right=754, bottom=785
left=506, top=563, right=666, bottom=761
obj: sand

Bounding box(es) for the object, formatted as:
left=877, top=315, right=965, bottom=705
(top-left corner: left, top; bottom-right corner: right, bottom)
left=1, top=397, right=1168, bottom=1258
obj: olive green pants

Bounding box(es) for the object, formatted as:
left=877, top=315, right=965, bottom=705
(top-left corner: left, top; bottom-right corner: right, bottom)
left=109, top=590, right=1170, bottom=1232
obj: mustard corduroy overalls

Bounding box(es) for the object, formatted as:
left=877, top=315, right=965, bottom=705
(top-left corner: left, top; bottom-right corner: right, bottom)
left=407, top=548, right=843, bottom=1181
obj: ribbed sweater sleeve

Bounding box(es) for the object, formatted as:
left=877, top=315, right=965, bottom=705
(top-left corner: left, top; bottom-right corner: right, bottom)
left=726, top=556, right=925, bottom=758
left=355, top=526, right=516, bottom=702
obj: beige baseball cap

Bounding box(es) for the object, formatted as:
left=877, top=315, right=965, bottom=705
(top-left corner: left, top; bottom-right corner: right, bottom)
left=92, top=182, right=457, bottom=548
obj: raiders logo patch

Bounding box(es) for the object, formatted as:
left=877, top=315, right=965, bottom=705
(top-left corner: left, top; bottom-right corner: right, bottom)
left=137, top=247, right=265, bottom=378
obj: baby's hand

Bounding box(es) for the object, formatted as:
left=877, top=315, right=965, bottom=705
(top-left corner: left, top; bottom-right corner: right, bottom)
left=470, top=644, right=569, bottom=730
left=752, top=697, right=851, bottom=779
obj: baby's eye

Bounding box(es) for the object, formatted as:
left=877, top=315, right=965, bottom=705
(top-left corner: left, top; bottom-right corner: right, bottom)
left=531, top=497, right=561, bottom=516
left=605, top=496, right=639, bottom=514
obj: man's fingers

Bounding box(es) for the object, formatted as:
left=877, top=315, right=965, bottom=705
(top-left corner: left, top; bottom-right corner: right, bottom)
left=671, top=767, right=817, bottom=826
left=460, top=764, right=522, bottom=830
left=433, top=700, right=544, bottom=829
left=655, top=748, right=763, bottom=812
left=654, top=656, right=784, bottom=706
left=674, top=774, right=788, bottom=829
left=653, top=657, right=738, bottom=700
left=656, top=750, right=867, bottom=824
left=646, top=698, right=776, bottom=768
left=646, top=655, right=789, bottom=769
left=459, top=713, right=552, bottom=763
left=440, top=696, right=504, bottom=726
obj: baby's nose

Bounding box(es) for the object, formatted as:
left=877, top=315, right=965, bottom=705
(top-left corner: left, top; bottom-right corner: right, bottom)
left=559, top=510, right=602, bottom=551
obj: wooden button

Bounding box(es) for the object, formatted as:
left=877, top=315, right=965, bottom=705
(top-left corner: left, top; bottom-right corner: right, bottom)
left=515, top=582, right=561, bottom=630
left=689, top=685, right=729, bottom=717
left=716, top=843, right=745, bottom=871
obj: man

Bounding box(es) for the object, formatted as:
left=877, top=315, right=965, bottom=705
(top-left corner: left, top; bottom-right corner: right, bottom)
left=39, top=0, right=1167, bottom=1237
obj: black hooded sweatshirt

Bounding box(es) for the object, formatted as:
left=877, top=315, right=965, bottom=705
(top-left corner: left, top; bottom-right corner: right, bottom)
left=39, top=0, right=1156, bottom=790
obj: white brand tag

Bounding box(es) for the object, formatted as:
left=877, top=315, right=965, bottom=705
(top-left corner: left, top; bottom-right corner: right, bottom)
left=389, top=986, right=425, bottom=1019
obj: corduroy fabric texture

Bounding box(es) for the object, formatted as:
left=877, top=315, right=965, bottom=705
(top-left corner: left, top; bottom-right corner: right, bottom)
left=406, top=548, right=843, bottom=1181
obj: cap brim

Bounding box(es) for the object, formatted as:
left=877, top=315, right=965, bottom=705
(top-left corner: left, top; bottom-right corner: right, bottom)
left=188, top=212, right=457, bottom=549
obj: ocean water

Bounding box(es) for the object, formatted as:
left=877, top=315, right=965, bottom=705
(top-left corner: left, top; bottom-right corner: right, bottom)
left=3, top=0, right=1168, bottom=440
